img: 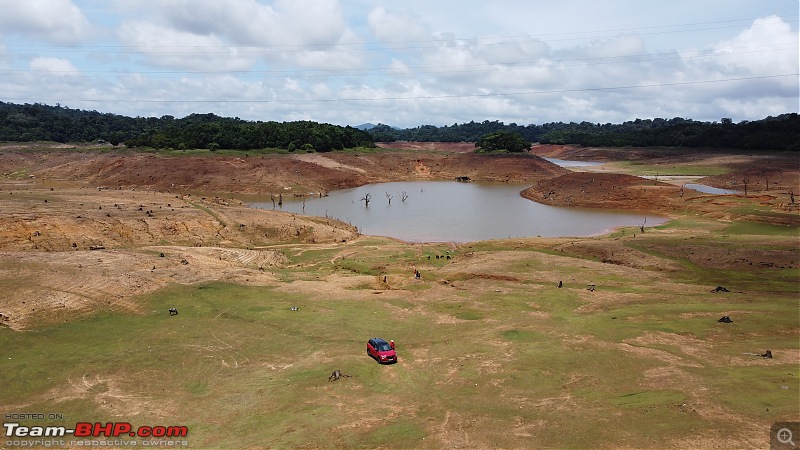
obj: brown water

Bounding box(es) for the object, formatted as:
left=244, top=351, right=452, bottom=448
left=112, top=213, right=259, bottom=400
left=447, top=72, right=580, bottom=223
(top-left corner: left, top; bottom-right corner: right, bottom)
left=252, top=181, right=667, bottom=242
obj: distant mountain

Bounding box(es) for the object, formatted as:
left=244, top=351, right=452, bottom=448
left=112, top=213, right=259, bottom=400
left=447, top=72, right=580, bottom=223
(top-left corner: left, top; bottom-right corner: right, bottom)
left=353, top=122, right=400, bottom=130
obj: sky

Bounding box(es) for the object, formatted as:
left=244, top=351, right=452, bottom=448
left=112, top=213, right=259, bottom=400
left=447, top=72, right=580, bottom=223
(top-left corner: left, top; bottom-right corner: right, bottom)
left=0, top=0, right=797, bottom=128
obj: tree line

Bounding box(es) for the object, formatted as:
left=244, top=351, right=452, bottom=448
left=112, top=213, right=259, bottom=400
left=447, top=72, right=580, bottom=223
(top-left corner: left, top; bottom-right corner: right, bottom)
left=0, top=102, right=375, bottom=152
left=369, top=114, right=799, bottom=151
left=1, top=101, right=796, bottom=151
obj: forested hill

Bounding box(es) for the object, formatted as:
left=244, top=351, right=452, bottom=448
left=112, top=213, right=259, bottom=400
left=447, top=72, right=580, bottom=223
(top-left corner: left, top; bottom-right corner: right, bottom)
left=369, top=114, right=799, bottom=151
left=0, top=101, right=797, bottom=151
left=0, top=102, right=375, bottom=151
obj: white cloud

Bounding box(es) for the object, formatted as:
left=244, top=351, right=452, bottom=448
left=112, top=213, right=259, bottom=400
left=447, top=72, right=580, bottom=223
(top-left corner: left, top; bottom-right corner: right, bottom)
left=413, top=35, right=558, bottom=94
left=117, top=21, right=256, bottom=71
left=473, top=38, right=550, bottom=65
left=0, top=2, right=795, bottom=127
left=114, top=0, right=358, bottom=70
left=157, top=0, right=348, bottom=47
left=270, top=29, right=367, bottom=71
left=29, top=57, right=79, bottom=75
left=576, top=34, right=647, bottom=59
left=367, top=6, right=431, bottom=44
left=0, top=0, right=92, bottom=44
left=709, top=15, right=798, bottom=75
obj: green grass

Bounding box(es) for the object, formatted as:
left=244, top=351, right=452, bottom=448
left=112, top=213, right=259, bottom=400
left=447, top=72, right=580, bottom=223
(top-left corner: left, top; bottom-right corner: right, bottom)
left=2, top=219, right=798, bottom=448
left=722, top=221, right=799, bottom=236
left=703, top=365, right=800, bottom=419
left=501, top=329, right=542, bottom=341
left=653, top=216, right=724, bottom=231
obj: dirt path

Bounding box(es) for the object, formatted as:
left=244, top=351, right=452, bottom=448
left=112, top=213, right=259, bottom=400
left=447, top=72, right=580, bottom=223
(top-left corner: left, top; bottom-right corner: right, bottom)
left=292, top=153, right=366, bottom=174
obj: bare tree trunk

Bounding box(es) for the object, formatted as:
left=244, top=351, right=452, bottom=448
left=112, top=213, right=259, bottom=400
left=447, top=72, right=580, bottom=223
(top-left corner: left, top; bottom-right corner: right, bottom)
left=386, top=192, right=393, bottom=205
left=742, top=173, right=749, bottom=196
left=361, top=193, right=371, bottom=207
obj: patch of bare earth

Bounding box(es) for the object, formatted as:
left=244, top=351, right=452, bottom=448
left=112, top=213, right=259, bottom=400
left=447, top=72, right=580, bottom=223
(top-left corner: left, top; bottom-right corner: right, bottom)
left=0, top=145, right=567, bottom=195
left=531, top=144, right=800, bottom=217
left=522, top=171, right=683, bottom=212
left=637, top=241, right=798, bottom=271
left=8, top=372, right=177, bottom=419
left=0, top=187, right=358, bottom=329
left=0, top=246, right=289, bottom=329
left=553, top=239, right=683, bottom=272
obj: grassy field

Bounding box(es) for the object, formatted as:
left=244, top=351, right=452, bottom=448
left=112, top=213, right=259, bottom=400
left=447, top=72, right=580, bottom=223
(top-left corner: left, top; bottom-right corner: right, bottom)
left=2, top=215, right=798, bottom=448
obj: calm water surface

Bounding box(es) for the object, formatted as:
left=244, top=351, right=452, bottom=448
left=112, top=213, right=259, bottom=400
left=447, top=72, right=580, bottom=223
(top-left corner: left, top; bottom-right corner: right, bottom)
left=683, top=183, right=739, bottom=195
left=542, top=157, right=604, bottom=168
left=252, top=181, right=667, bottom=242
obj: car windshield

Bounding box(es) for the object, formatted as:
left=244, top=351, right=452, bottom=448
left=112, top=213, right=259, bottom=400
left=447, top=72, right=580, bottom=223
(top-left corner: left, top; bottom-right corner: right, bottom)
left=377, top=343, right=392, bottom=351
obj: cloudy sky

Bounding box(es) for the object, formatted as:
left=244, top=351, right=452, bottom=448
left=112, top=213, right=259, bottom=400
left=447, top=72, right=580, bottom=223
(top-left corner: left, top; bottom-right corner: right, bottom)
left=0, top=0, right=797, bottom=128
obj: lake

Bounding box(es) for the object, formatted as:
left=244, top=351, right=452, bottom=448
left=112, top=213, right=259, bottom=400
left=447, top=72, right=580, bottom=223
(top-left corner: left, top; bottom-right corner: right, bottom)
left=542, top=157, right=604, bottom=168
left=251, top=181, right=667, bottom=242
left=683, top=183, right=739, bottom=195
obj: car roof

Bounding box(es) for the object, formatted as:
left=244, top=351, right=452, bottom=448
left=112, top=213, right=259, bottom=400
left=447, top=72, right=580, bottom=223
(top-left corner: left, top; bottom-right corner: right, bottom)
left=371, top=338, right=388, bottom=345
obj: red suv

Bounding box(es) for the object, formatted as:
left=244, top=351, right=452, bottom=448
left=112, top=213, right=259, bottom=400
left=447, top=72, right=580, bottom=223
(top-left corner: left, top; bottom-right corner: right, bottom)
left=367, top=338, right=397, bottom=364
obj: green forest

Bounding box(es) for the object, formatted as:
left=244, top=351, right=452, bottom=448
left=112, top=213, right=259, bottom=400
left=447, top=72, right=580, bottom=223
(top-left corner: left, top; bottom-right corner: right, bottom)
left=369, top=114, right=799, bottom=151
left=1, top=101, right=797, bottom=151
left=0, top=102, right=375, bottom=152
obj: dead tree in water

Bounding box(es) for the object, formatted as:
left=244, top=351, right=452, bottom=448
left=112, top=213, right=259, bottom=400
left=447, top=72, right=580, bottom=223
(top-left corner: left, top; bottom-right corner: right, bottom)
left=401, top=191, right=408, bottom=202
left=278, top=193, right=283, bottom=206
left=789, top=189, right=795, bottom=204
left=386, top=192, right=393, bottom=205
left=742, top=173, right=750, bottom=196
left=270, top=194, right=276, bottom=208
left=361, top=193, right=371, bottom=207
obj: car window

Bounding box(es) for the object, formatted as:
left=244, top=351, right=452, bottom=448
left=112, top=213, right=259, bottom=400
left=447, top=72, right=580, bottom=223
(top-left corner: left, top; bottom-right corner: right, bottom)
left=378, top=343, right=391, bottom=351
